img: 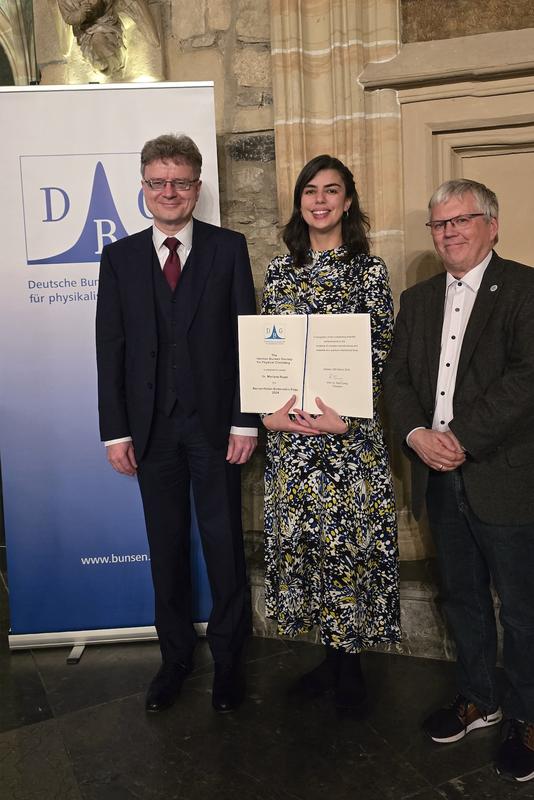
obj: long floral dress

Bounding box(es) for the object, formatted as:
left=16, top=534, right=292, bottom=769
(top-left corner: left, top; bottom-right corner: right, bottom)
left=261, top=246, right=401, bottom=653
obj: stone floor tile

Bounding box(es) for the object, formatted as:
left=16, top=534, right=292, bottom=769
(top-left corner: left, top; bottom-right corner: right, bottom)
left=30, top=635, right=293, bottom=719
left=57, top=648, right=429, bottom=800
left=362, top=651, right=503, bottom=788
left=33, top=640, right=163, bottom=717
left=0, top=648, right=53, bottom=733
left=437, top=765, right=534, bottom=799
left=0, top=718, right=83, bottom=800
left=0, top=631, right=526, bottom=800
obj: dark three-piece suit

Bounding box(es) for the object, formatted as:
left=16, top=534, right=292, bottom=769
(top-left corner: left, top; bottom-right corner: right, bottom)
left=96, top=218, right=257, bottom=667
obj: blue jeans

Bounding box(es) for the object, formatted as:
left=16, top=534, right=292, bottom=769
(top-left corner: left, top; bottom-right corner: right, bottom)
left=426, top=469, right=534, bottom=722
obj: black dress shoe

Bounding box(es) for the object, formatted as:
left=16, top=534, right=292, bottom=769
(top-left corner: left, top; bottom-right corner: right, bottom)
left=145, top=662, right=190, bottom=713
left=212, top=663, right=243, bottom=713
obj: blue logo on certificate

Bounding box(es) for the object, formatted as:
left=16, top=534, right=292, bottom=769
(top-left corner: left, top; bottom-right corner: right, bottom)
left=264, top=324, right=285, bottom=342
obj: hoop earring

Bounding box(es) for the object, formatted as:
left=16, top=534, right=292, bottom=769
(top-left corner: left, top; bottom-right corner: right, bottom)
left=343, top=210, right=349, bottom=218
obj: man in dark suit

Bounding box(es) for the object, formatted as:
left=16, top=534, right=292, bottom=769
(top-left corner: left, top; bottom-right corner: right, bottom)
left=96, top=134, right=257, bottom=714
left=383, top=179, right=534, bottom=783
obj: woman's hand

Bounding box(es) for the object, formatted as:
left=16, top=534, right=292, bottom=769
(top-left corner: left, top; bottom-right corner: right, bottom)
left=293, top=397, right=349, bottom=435
left=262, top=395, right=319, bottom=435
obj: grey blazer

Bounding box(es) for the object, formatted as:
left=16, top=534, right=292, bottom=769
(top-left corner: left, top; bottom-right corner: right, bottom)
left=383, top=252, right=534, bottom=525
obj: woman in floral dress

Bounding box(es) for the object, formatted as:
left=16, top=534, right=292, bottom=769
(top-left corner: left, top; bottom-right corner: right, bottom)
left=261, top=155, right=400, bottom=709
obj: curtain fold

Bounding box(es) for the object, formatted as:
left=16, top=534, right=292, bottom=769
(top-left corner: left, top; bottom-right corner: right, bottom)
left=271, top=0, right=401, bottom=273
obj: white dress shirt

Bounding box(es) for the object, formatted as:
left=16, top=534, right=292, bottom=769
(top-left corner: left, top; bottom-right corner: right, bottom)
left=432, top=252, right=492, bottom=431
left=105, top=221, right=257, bottom=446
left=407, top=251, right=492, bottom=445
left=152, top=218, right=193, bottom=270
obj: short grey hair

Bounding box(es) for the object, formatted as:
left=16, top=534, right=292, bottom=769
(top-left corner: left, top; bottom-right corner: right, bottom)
left=428, top=179, right=499, bottom=219
left=140, top=134, right=202, bottom=178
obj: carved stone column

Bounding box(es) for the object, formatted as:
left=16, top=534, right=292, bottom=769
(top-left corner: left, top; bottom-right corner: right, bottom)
left=0, top=0, right=37, bottom=84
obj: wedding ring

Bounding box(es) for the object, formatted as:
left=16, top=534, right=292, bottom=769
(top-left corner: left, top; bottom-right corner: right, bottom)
left=438, top=464, right=444, bottom=471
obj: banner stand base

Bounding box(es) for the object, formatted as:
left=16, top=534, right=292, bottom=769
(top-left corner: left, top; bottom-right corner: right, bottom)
left=8, top=622, right=208, bottom=653
left=67, top=644, right=86, bottom=664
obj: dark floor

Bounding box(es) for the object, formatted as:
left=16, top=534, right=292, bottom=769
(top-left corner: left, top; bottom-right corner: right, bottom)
left=1, top=566, right=533, bottom=799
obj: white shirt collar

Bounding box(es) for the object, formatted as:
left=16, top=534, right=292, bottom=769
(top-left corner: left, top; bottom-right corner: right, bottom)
left=152, top=217, right=194, bottom=252
left=445, top=250, right=493, bottom=293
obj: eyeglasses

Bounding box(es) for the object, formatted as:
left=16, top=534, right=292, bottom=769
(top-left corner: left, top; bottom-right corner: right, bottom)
left=426, top=213, right=487, bottom=232
left=143, top=178, right=199, bottom=192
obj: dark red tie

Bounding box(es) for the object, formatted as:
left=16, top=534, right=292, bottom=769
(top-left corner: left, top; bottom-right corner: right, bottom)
left=163, top=237, right=181, bottom=291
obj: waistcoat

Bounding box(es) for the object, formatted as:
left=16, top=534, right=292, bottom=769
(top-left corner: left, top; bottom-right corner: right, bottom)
left=152, top=250, right=197, bottom=417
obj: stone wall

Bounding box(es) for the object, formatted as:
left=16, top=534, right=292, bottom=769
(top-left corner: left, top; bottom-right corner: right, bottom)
left=401, top=0, right=534, bottom=42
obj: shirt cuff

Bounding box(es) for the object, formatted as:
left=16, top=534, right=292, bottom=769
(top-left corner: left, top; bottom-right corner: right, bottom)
left=406, top=427, right=425, bottom=448
left=104, top=436, right=132, bottom=446
left=230, top=426, right=258, bottom=437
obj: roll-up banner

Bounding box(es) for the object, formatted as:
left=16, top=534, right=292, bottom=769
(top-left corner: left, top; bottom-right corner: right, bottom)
left=0, top=83, right=215, bottom=648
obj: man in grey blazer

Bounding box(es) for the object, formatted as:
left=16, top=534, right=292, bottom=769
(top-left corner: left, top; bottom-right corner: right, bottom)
left=383, top=179, right=534, bottom=783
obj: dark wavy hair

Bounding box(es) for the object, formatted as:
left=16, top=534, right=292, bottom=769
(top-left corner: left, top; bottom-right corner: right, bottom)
left=282, top=155, right=370, bottom=267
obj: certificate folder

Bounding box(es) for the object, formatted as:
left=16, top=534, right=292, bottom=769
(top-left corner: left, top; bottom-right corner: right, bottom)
left=238, top=314, right=373, bottom=417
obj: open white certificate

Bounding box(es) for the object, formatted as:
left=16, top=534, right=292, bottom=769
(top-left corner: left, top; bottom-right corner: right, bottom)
left=238, top=314, right=373, bottom=418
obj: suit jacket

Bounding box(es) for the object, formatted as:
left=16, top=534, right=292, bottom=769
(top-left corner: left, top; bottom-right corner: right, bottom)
left=383, top=251, right=534, bottom=525
left=96, top=218, right=258, bottom=459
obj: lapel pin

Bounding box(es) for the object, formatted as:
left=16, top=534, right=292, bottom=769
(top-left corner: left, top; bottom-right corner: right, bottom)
left=490, top=284, right=498, bottom=292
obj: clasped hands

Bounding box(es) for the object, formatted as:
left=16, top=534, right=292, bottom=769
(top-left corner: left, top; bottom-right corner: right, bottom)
left=408, top=428, right=466, bottom=472
left=262, top=395, right=348, bottom=435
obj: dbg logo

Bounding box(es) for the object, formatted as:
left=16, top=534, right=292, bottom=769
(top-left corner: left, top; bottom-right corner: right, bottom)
left=21, top=154, right=151, bottom=265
